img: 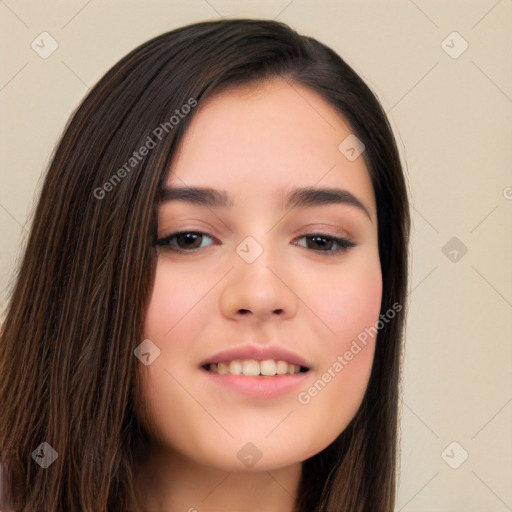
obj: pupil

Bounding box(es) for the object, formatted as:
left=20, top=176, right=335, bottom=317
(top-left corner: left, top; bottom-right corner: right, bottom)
left=311, top=236, right=329, bottom=250
left=179, top=233, right=200, bottom=249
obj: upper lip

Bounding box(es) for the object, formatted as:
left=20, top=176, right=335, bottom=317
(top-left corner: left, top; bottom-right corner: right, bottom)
left=199, top=343, right=312, bottom=369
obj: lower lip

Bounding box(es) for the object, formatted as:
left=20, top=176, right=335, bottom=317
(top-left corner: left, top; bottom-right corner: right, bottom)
left=200, top=368, right=312, bottom=399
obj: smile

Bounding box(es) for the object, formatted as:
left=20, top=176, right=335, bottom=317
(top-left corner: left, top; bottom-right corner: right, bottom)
left=203, top=359, right=310, bottom=376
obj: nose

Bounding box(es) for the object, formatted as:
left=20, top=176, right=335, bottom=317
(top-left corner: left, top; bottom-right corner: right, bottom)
left=218, top=245, right=299, bottom=323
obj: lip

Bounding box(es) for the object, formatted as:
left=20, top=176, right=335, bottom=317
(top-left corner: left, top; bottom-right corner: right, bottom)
left=199, top=343, right=312, bottom=369
left=200, top=366, right=312, bottom=399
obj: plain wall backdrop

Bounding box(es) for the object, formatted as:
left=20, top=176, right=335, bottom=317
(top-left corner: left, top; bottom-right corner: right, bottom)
left=0, top=1, right=511, bottom=510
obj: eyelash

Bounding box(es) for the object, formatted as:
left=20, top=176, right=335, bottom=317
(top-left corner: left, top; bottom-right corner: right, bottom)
left=156, top=231, right=356, bottom=256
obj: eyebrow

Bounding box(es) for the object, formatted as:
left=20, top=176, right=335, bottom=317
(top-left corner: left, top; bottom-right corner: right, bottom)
left=159, top=185, right=372, bottom=221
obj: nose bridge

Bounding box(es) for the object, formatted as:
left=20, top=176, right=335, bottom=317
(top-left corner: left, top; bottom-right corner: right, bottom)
left=218, top=233, right=298, bottom=320
left=235, top=233, right=284, bottom=298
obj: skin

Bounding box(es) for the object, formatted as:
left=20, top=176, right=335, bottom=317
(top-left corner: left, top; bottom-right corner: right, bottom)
left=135, top=78, right=382, bottom=511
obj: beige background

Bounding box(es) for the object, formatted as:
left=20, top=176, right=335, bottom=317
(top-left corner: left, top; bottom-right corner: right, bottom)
left=1, top=1, right=511, bottom=510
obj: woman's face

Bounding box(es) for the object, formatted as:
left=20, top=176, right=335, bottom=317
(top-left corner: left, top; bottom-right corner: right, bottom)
left=138, top=78, right=382, bottom=472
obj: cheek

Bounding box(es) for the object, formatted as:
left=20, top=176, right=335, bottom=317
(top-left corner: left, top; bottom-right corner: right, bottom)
left=142, top=259, right=218, bottom=372
left=141, top=261, right=211, bottom=394
left=136, top=262, right=213, bottom=451
left=143, top=261, right=203, bottom=338
left=308, top=252, right=383, bottom=343
left=293, top=253, right=382, bottom=446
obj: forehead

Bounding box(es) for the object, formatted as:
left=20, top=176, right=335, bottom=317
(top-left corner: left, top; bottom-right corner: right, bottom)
left=166, top=78, right=376, bottom=218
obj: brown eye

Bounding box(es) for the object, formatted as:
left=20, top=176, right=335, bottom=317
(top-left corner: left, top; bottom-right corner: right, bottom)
left=306, top=235, right=335, bottom=251
left=295, top=233, right=356, bottom=255
left=157, top=231, right=215, bottom=252
left=176, top=233, right=202, bottom=250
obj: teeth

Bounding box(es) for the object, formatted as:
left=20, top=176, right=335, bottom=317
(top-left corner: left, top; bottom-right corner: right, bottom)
left=217, top=362, right=230, bottom=375
left=206, top=359, right=304, bottom=376
left=229, top=360, right=243, bottom=375
left=243, top=360, right=260, bottom=376
left=260, top=359, right=276, bottom=376
left=276, top=360, right=288, bottom=375
left=287, top=364, right=298, bottom=374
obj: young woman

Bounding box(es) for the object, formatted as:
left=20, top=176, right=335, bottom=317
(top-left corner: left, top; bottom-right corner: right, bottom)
left=0, top=18, right=410, bottom=512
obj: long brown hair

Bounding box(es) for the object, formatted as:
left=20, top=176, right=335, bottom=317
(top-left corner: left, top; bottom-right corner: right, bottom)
left=0, top=19, right=410, bottom=511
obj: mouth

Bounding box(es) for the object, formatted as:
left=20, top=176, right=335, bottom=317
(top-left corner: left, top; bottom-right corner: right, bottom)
left=200, top=359, right=312, bottom=399
left=201, top=359, right=310, bottom=377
